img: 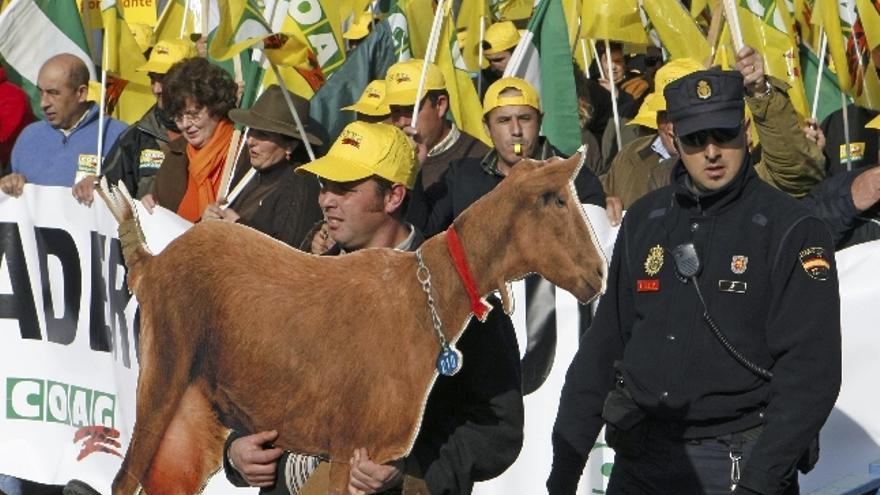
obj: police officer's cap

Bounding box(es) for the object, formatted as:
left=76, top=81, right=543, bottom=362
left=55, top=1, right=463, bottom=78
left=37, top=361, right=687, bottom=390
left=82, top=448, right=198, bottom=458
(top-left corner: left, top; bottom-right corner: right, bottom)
left=663, top=69, right=744, bottom=138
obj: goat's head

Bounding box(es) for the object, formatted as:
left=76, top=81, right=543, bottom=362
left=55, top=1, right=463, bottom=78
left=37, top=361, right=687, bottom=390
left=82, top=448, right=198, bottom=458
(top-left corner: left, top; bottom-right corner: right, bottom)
left=456, top=150, right=606, bottom=310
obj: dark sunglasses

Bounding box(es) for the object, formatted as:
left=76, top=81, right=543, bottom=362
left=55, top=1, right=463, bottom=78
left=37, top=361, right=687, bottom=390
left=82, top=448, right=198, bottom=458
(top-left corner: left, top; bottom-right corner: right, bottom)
left=677, top=126, right=742, bottom=148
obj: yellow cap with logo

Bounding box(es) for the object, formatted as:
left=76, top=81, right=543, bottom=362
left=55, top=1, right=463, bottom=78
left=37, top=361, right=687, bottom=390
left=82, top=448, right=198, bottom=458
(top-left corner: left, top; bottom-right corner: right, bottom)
left=382, top=59, right=446, bottom=107
left=297, top=122, right=418, bottom=189
left=483, top=21, right=520, bottom=55
left=630, top=58, right=705, bottom=129
left=482, top=77, right=541, bottom=115
left=343, top=12, right=374, bottom=40
left=137, top=38, right=197, bottom=74
left=342, top=79, right=391, bottom=116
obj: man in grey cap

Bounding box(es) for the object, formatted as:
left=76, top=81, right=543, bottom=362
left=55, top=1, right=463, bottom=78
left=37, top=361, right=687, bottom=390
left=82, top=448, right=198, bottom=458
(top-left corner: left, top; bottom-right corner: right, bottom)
left=549, top=68, right=841, bottom=495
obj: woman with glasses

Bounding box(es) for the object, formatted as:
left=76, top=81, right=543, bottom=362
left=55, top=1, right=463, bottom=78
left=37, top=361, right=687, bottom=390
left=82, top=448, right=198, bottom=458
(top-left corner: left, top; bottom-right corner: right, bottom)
left=142, top=57, right=239, bottom=222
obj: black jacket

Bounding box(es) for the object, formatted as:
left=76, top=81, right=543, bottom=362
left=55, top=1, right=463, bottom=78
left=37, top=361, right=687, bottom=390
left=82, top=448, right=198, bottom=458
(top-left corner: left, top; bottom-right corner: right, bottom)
left=549, top=156, right=841, bottom=495
left=102, top=104, right=177, bottom=198
left=800, top=166, right=880, bottom=249
left=411, top=138, right=607, bottom=237
left=224, top=232, right=524, bottom=494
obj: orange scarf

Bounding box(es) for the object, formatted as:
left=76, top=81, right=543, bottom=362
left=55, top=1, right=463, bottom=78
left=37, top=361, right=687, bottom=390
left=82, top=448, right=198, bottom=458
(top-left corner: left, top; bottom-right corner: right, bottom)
left=177, top=119, right=235, bottom=222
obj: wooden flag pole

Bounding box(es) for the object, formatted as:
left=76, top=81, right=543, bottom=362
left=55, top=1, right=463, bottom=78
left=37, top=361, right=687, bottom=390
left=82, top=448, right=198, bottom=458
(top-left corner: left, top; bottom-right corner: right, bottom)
left=705, top=0, right=724, bottom=65
left=217, top=128, right=242, bottom=204
left=591, top=40, right=604, bottom=80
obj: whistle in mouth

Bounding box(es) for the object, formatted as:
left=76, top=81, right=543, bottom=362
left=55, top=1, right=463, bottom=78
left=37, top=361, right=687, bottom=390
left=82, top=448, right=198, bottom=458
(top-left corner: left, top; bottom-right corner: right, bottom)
left=514, top=143, right=522, bottom=155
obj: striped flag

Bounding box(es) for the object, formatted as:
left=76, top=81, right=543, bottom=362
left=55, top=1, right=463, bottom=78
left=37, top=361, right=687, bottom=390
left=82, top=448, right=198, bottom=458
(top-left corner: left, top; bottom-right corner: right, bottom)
left=387, top=0, right=433, bottom=60
left=814, top=0, right=880, bottom=108
left=0, top=0, right=96, bottom=114
left=504, top=0, right=581, bottom=155
left=275, top=0, right=347, bottom=77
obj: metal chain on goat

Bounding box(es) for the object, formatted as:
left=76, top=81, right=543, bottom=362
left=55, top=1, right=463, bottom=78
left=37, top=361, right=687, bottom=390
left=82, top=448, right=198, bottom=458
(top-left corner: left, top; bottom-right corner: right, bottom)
left=415, top=249, right=463, bottom=377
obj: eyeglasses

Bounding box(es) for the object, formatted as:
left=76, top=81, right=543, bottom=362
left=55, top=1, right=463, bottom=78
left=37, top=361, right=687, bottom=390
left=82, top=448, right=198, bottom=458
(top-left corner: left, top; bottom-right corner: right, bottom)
left=173, top=106, right=208, bottom=125
left=677, top=126, right=742, bottom=148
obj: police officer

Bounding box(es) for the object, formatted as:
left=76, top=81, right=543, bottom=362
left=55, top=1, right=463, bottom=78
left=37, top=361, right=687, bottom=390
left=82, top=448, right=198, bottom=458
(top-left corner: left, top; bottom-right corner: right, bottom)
left=548, top=68, right=841, bottom=494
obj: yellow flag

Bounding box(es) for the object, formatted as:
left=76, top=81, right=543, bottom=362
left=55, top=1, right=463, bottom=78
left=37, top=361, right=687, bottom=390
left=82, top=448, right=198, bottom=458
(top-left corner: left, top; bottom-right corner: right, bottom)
left=641, top=0, right=711, bottom=61
left=277, top=0, right=347, bottom=76
left=582, top=0, right=650, bottom=45
left=261, top=64, right=317, bottom=99
left=437, top=1, right=491, bottom=145
left=857, top=0, right=880, bottom=49
left=456, top=0, right=489, bottom=72
left=561, top=0, right=582, bottom=47
left=101, top=0, right=153, bottom=123
left=492, top=0, right=532, bottom=21
left=812, top=0, right=854, bottom=92
left=691, top=0, right=709, bottom=17
left=396, top=0, right=434, bottom=59
left=154, top=0, right=195, bottom=43
left=737, top=1, right=809, bottom=116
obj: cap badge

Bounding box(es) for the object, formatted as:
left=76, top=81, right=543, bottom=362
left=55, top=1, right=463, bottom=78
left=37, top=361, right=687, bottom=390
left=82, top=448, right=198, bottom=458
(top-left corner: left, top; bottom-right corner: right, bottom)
left=696, top=80, right=712, bottom=100
left=644, top=245, right=664, bottom=276
left=340, top=130, right=362, bottom=149
left=156, top=46, right=169, bottom=55
left=730, top=255, right=748, bottom=275
left=393, top=72, right=411, bottom=83
left=366, top=89, right=381, bottom=99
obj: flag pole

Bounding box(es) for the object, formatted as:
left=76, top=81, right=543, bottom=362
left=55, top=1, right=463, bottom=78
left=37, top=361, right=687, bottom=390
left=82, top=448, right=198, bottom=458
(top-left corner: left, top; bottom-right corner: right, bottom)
left=590, top=40, right=604, bottom=80
left=96, top=31, right=108, bottom=177
left=271, top=63, right=316, bottom=161
left=604, top=39, right=622, bottom=153
left=477, top=15, right=486, bottom=95
left=705, top=0, right=724, bottom=65
left=721, top=0, right=744, bottom=52
left=811, top=29, right=827, bottom=121
left=842, top=92, right=852, bottom=172
left=181, top=0, right=190, bottom=39
left=580, top=39, right=590, bottom=79
left=411, top=0, right=447, bottom=129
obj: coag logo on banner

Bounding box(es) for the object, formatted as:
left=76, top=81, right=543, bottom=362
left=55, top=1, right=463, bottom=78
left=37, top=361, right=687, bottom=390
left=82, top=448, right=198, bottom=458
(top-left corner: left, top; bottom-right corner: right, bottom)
left=6, top=377, right=115, bottom=427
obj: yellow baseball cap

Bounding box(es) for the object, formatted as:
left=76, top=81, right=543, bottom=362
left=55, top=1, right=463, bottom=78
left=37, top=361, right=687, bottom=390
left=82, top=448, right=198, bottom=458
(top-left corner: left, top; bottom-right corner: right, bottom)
left=137, top=38, right=197, bottom=74
left=483, top=21, right=520, bottom=55
left=342, top=79, right=390, bottom=116
left=297, top=122, right=418, bottom=189
left=343, top=12, right=373, bottom=41
left=483, top=77, right=541, bottom=115
left=629, top=58, right=704, bottom=129
left=628, top=93, right=662, bottom=129
left=129, top=23, right=155, bottom=54
left=382, top=59, right=446, bottom=107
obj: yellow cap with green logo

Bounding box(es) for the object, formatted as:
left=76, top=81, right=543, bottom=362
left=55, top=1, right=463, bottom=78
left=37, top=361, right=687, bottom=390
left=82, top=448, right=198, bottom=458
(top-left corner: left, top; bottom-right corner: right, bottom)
left=137, top=39, right=197, bottom=74
left=343, top=12, right=374, bottom=40
left=630, top=58, right=705, bottom=129
left=297, top=122, right=418, bottom=189
left=483, top=21, right=520, bottom=55
left=482, top=77, right=541, bottom=115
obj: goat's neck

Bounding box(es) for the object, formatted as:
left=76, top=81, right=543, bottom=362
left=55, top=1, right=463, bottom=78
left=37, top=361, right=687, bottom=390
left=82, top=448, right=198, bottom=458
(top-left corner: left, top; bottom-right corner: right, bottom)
left=417, top=228, right=511, bottom=341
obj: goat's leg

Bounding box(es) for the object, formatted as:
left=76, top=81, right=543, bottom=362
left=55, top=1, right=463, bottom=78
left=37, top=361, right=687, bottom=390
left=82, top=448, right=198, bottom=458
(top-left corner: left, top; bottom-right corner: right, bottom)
left=142, top=381, right=226, bottom=494
left=327, top=461, right=351, bottom=495
left=112, top=315, right=196, bottom=495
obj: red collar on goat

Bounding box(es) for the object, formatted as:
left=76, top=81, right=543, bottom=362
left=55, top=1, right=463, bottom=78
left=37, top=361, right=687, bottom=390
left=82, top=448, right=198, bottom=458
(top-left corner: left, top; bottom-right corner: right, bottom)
left=446, top=224, right=492, bottom=321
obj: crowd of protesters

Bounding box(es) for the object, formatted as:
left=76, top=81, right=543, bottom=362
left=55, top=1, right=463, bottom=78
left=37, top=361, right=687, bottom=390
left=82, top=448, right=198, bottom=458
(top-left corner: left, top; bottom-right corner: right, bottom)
left=0, top=15, right=879, bottom=495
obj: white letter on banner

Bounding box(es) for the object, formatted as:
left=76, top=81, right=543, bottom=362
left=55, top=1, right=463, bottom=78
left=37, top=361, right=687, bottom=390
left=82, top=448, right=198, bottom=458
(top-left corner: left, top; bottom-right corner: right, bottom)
left=308, top=32, right=340, bottom=68
left=47, top=382, right=69, bottom=423
left=70, top=388, right=90, bottom=427
left=289, top=0, right=322, bottom=26
left=9, top=379, right=42, bottom=419
left=92, top=394, right=115, bottom=428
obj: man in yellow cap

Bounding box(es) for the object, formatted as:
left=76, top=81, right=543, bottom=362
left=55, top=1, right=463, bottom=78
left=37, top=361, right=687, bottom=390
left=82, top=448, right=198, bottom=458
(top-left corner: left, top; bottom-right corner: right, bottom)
left=223, top=121, right=524, bottom=495
left=383, top=59, right=489, bottom=229
left=410, top=76, right=606, bottom=237
left=101, top=38, right=198, bottom=199
left=343, top=12, right=374, bottom=53
left=341, top=79, right=391, bottom=124
left=479, top=21, right=520, bottom=96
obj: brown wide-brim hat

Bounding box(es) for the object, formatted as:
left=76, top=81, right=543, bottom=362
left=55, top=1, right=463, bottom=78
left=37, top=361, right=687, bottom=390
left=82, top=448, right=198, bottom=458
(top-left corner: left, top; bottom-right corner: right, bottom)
left=229, top=85, right=323, bottom=146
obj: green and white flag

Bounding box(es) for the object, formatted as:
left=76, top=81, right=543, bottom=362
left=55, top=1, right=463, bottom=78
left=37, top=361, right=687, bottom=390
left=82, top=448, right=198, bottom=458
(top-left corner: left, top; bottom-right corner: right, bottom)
left=503, top=0, right=581, bottom=156
left=0, top=0, right=95, bottom=113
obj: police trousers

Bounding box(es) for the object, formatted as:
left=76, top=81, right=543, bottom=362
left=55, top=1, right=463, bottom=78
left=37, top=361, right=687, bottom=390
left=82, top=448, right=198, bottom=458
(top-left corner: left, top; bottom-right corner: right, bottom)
left=605, top=421, right=799, bottom=495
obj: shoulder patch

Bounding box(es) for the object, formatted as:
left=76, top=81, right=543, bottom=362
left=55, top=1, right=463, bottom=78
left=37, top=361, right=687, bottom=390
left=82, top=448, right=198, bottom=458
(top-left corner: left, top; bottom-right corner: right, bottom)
left=139, top=149, right=165, bottom=170
left=799, top=247, right=831, bottom=281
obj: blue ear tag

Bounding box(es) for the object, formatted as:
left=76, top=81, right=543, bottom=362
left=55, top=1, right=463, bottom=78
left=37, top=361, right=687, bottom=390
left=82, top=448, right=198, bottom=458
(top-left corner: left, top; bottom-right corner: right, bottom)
left=437, top=344, right=463, bottom=376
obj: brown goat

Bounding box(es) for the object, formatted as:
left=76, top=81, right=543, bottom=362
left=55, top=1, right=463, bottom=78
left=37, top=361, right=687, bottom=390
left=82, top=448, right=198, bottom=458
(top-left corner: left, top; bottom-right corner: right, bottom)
left=98, top=151, right=606, bottom=495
